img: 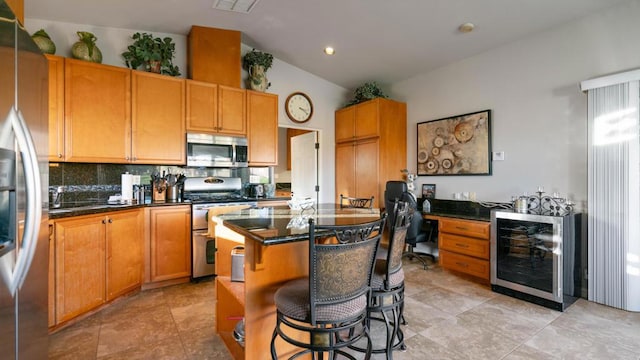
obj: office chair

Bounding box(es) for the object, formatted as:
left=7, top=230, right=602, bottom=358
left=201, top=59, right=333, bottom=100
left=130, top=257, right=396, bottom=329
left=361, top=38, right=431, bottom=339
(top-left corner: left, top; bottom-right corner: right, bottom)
left=384, top=181, right=437, bottom=270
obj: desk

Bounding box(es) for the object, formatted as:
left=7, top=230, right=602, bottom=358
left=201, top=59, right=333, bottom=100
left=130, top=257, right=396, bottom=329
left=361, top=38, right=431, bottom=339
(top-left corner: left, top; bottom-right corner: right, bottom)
left=422, top=213, right=491, bottom=283
left=213, top=204, right=382, bottom=359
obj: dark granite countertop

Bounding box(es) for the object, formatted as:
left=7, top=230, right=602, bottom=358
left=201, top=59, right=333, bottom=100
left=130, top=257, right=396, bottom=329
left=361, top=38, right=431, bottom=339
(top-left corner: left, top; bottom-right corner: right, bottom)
left=48, top=201, right=191, bottom=219
left=218, top=204, right=382, bottom=246
left=419, top=198, right=509, bottom=222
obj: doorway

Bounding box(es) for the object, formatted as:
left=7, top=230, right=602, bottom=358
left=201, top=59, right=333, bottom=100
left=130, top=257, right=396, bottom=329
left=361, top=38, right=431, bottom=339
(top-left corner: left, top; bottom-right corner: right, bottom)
left=274, top=127, right=319, bottom=203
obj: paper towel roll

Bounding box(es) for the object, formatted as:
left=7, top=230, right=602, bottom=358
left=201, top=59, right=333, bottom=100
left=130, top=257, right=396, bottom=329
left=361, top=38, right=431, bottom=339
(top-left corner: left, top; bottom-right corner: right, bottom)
left=121, top=173, right=133, bottom=202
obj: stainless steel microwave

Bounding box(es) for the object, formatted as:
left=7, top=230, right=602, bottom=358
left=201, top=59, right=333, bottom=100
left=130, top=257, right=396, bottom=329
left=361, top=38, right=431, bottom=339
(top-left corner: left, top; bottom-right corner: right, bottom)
left=186, top=134, right=248, bottom=168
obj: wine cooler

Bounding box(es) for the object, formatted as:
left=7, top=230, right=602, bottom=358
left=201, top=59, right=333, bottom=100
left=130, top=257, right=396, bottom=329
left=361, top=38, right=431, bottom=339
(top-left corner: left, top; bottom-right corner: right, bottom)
left=490, top=210, right=583, bottom=311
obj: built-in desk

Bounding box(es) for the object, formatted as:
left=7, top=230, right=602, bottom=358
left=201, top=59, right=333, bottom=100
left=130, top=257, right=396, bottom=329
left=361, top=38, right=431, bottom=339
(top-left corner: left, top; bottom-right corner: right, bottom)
left=423, top=207, right=492, bottom=284
left=212, top=204, right=381, bottom=360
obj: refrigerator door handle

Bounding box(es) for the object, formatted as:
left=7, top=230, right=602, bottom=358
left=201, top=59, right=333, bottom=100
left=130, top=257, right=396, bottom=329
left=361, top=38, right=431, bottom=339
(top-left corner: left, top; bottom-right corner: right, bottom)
left=0, top=107, right=42, bottom=296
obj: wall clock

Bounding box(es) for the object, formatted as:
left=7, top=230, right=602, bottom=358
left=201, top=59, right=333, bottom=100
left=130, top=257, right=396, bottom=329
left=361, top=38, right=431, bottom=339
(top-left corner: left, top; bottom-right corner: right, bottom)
left=285, top=92, right=313, bottom=123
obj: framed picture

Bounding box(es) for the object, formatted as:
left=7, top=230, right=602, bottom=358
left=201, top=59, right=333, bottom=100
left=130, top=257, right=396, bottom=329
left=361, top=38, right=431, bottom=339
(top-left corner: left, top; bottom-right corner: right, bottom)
left=422, top=184, right=436, bottom=199
left=417, top=110, right=492, bottom=176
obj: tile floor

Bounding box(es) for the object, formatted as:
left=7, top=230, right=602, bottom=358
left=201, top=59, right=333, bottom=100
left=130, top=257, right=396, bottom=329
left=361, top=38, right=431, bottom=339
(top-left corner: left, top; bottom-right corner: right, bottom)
left=49, top=260, right=640, bottom=360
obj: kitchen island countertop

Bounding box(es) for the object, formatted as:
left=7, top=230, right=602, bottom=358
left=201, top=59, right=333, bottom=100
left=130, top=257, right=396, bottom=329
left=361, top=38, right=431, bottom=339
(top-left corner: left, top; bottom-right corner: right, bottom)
left=217, top=204, right=382, bottom=245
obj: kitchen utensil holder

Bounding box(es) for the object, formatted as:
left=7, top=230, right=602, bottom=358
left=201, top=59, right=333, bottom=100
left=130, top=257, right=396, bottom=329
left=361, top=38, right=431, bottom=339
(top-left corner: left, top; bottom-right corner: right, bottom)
left=166, top=185, right=179, bottom=202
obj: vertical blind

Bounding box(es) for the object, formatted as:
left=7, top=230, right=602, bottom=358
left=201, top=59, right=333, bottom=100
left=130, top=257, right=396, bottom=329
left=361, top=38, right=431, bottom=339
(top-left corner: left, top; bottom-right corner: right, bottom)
left=587, top=80, right=640, bottom=311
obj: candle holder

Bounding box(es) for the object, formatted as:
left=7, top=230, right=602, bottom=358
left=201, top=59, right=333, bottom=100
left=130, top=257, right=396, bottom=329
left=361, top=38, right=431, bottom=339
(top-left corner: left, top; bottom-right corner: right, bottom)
left=515, top=189, right=574, bottom=215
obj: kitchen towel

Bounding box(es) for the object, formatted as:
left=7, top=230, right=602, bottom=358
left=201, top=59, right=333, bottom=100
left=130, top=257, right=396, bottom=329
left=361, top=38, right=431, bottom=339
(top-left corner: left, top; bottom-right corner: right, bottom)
left=121, top=173, right=133, bottom=202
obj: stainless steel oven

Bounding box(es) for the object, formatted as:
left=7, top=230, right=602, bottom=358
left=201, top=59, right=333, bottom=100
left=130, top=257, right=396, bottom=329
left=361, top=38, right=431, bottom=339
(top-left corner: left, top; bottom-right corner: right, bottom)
left=490, top=210, right=583, bottom=311
left=184, top=177, right=256, bottom=279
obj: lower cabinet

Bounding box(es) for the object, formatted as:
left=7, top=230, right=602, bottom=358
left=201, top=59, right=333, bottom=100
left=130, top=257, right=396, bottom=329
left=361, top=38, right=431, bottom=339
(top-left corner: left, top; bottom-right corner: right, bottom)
left=438, top=217, right=491, bottom=282
left=145, top=205, right=191, bottom=284
left=52, top=209, right=143, bottom=325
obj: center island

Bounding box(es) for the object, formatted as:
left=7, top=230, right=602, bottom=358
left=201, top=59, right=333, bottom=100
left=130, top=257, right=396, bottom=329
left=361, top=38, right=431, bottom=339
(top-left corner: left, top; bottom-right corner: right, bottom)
left=210, top=204, right=382, bottom=359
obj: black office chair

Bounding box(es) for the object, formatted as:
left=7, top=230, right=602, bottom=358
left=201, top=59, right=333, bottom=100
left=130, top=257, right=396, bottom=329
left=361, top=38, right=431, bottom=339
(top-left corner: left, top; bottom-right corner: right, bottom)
left=384, top=181, right=437, bottom=270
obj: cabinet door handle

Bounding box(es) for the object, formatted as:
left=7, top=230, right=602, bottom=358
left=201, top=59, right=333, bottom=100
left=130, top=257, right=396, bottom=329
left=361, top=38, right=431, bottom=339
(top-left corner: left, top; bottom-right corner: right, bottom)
left=108, top=219, right=113, bottom=223
left=455, top=243, right=469, bottom=248
left=57, top=153, right=62, bottom=158
left=455, top=226, right=468, bottom=231
left=102, top=219, right=106, bottom=224
left=455, top=262, right=469, bottom=268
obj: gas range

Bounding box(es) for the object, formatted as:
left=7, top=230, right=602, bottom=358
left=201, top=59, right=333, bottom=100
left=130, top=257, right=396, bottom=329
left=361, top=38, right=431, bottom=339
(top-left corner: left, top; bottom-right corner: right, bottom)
left=186, top=176, right=258, bottom=279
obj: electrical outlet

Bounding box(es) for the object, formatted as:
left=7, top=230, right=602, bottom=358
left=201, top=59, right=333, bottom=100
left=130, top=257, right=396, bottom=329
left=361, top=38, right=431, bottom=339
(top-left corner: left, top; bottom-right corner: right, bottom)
left=493, top=151, right=505, bottom=161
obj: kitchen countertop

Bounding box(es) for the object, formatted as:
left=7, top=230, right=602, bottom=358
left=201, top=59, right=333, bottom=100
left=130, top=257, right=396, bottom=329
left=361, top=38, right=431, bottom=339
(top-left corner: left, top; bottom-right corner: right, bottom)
left=47, top=196, right=294, bottom=219
left=420, top=198, right=509, bottom=222
left=217, top=204, right=382, bottom=246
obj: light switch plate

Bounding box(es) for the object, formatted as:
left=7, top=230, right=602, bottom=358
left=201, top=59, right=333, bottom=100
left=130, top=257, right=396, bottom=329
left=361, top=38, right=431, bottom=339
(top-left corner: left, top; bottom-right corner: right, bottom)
left=493, top=151, right=505, bottom=161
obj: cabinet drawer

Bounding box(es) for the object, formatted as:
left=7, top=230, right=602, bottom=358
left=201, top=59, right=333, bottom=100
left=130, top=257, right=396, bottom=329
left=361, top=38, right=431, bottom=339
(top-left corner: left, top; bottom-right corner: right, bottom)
left=440, top=218, right=490, bottom=239
left=439, top=233, right=489, bottom=259
left=439, top=249, right=490, bottom=280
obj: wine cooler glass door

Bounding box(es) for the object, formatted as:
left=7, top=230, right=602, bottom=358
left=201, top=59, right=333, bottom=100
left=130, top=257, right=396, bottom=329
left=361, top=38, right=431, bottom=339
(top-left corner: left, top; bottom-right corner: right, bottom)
left=493, top=215, right=563, bottom=303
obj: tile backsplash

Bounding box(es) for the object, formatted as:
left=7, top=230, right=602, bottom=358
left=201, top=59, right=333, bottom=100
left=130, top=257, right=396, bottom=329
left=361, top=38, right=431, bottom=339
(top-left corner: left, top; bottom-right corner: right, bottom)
left=49, top=163, right=273, bottom=205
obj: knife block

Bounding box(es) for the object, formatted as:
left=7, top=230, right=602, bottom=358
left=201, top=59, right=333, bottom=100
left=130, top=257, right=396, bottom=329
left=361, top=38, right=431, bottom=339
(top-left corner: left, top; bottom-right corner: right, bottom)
left=152, top=180, right=166, bottom=202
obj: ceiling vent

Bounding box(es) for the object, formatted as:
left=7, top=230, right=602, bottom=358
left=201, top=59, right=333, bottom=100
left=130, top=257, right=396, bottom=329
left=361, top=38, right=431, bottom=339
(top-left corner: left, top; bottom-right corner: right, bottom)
left=212, top=0, right=261, bottom=13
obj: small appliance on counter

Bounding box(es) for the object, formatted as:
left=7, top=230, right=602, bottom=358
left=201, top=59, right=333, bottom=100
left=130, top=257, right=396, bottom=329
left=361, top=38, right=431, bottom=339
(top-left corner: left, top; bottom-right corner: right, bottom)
left=248, top=183, right=265, bottom=198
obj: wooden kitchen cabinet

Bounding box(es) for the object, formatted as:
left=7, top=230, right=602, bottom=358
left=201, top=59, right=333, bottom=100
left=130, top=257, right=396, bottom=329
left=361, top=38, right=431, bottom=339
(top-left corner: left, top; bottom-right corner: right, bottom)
left=336, top=138, right=379, bottom=205
left=335, top=98, right=385, bottom=143
left=64, top=58, right=131, bottom=163
left=6, top=0, right=23, bottom=24
left=438, top=217, right=491, bottom=282
left=334, top=98, right=406, bottom=208
left=52, top=209, right=143, bottom=325
left=106, top=209, right=144, bottom=301
left=53, top=213, right=106, bottom=324
left=247, top=90, right=278, bottom=166
left=146, top=205, right=191, bottom=283
left=46, top=54, right=65, bottom=161
left=131, top=71, right=185, bottom=165
left=186, top=80, right=246, bottom=136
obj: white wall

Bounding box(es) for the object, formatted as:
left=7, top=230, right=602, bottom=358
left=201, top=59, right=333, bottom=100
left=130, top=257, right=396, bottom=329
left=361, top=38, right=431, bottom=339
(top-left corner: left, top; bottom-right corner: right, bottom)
left=25, top=19, right=349, bottom=203
left=392, top=0, right=640, bottom=211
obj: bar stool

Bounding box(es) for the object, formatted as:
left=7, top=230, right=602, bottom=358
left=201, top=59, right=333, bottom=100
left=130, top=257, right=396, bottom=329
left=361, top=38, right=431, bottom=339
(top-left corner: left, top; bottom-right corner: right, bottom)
left=351, top=200, right=412, bottom=359
left=339, top=194, right=375, bottom=209
left=270, top=214, right=387, bottom=360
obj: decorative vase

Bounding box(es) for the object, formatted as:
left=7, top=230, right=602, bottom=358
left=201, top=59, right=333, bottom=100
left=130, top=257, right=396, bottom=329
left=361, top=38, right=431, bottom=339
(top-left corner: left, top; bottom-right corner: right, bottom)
left=31, top=29, right=56, bottom=54
left=148, top=60, right=162, bottom=74
left=248, top=65, right=269, bottom=92
left=71, top=31, right=102, bottom=63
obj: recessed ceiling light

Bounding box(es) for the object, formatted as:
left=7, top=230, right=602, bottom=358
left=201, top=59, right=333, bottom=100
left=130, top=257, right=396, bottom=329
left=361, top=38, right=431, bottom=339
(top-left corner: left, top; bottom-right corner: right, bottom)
left=458, top=22, right=475, bottom=33
left=324, top=47, right=335, bottom=55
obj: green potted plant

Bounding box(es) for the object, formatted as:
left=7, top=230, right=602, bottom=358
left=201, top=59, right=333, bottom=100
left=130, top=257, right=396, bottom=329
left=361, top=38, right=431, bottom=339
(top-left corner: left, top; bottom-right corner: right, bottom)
left=121, top=32, right=180, bottom=76
left=242, top=48, right=273, bottom=91
left=346, top=81, right=388, bottom=106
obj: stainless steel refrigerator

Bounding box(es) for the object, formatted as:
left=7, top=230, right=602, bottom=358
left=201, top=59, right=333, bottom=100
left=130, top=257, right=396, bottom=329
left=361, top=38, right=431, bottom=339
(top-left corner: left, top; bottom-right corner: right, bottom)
left=0, top=1, right=49, bottom=358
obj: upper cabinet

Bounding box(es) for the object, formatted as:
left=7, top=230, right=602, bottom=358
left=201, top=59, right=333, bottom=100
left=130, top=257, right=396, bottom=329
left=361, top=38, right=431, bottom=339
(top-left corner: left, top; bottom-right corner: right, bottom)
left=46, top=54, right=65, bottom=161
left=131, top=71, right=185, bottom=164
left=186, top=80, right=246, bottom=136
left=187, top=26, right=241, bottom=87
left=64, top=58, right=131, bottom=163
left=247, top=90, right=278, bottom=166
left=335, top=99, right=382, bottom=143
left=334, top=98, right=407, bottom=207
left=6, top=0, right=23, bottom=24
left=61, top=58, right=185, bottom=164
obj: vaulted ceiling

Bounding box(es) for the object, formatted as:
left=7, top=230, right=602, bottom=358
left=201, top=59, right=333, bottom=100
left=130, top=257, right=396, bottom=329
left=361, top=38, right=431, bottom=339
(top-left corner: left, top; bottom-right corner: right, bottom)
left=26, top=0, right=627, bottom=89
